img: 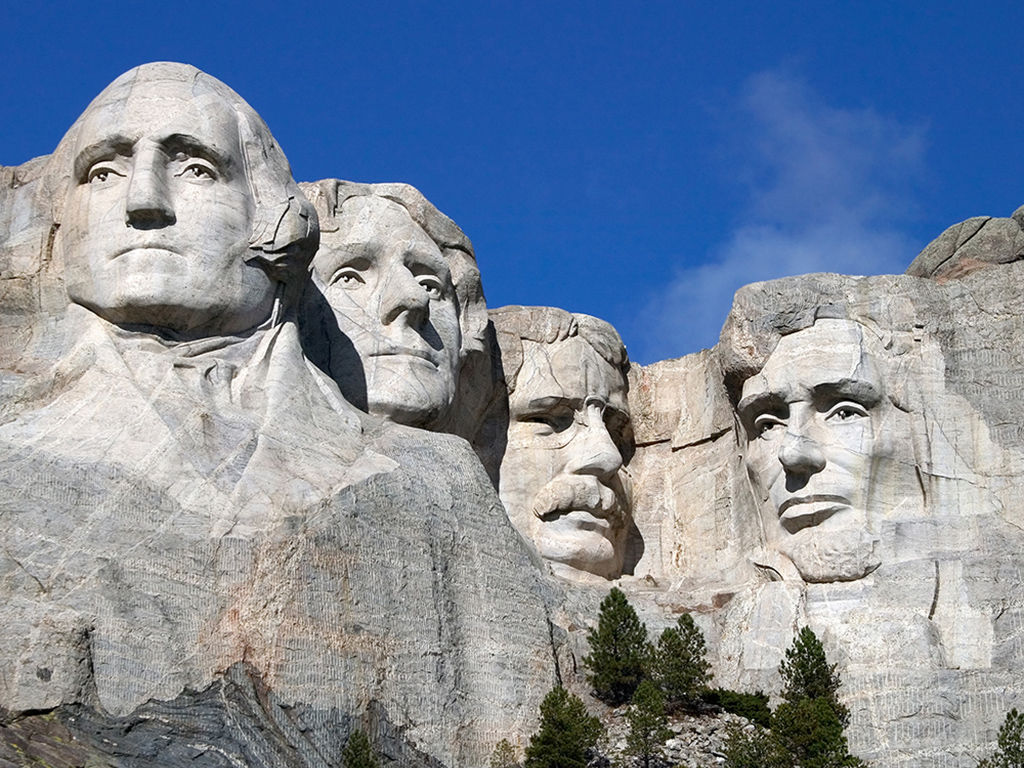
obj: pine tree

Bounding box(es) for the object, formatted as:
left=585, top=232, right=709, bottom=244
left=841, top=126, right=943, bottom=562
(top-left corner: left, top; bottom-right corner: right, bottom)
left=489, top=738, right=521, bottom=768
left=651, top=613, right=712, bottom=711
left=624, top=679, right=673, bottom=768
left=778, top=626, right=848, bottom=726
left=524, top=686, right=603, bottom=768
left=722, top=722, right=785, bottom=768
left=342, top=729, right=381, bottom=768
left=979, top=708, right=1024, bottom=768
left=582, top=587, right=651, bottom=705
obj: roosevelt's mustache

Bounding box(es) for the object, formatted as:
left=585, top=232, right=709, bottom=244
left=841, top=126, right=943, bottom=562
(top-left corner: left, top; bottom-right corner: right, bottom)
left=531, top=473, right=631, bottom=523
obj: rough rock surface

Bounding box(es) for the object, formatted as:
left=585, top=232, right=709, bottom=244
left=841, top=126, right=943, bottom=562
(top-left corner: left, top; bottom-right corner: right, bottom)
left=4, top=61, right=1024, bottom=768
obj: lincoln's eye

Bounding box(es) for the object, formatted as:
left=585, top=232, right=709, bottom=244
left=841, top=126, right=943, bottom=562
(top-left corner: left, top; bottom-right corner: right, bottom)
left=825, top=401, right=869, bottom=422
left=752, top=414, right=785, bottom=438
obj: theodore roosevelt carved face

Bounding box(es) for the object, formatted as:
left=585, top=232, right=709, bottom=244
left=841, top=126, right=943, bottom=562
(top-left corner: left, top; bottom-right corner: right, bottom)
left=493, top=308, right=633, bottom=581
left=737, top=319, right=889, bottom=582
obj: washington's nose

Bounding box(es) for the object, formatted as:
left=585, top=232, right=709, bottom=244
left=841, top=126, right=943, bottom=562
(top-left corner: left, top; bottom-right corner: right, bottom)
left=566, top=408, right=623, bottom=479
left=125, top=152, right=174, bottom=229
left=778, top=431, right=826, bottom=476
left=378, top=268, right=429, bottom=327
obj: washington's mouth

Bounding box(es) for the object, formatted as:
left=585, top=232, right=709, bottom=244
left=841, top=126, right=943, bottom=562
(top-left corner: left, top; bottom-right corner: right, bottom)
left=777, top=494, right=850, bottom=532
left=111, top=245, right=180, bottom=261
left=368, top=347, right=437, bottom=365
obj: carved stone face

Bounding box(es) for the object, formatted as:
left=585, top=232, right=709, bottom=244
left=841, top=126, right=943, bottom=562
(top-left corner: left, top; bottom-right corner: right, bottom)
left=60, top=76, right=271, bottom=337
left=312, top=196, right=462, bottom=428
left=738, top=319, right=889, bottom=582
left=499, top=335, right=632, bottom=581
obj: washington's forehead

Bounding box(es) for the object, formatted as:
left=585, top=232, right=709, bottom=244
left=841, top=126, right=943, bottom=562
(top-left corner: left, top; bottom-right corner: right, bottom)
left=75, top=80, right=241, bottom=154
left=514, top=337, right=627, bottom=405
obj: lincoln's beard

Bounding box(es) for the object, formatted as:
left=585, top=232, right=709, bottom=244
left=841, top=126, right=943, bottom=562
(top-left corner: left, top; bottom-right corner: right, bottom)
left=777, top=524, right=881, bottom=583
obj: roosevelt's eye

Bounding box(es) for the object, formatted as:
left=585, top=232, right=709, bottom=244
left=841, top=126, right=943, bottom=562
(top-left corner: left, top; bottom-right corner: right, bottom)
left=826, top=402, right=869, bottom=422
left=87, top=164, right=124, bottom=184
left=521, top=408, right=575, bottom=436
left=752, top=414, right=785, bottom=438
left=331, top=268, right=366, bottom=288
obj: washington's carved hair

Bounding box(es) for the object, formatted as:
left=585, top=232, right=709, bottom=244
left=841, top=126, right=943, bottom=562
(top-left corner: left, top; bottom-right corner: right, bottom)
left=489, top=305, right=630, bottom=395
left=41, top=62, right=319, bottom=282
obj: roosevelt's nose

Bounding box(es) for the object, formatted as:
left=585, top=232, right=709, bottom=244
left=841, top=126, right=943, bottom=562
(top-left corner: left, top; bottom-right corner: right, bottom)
left=778, top=430, right=827, bottom=477
left=566, top=406, right=623, bottom=479
left=378, top=268, right=429, bottom=327
left=125, top=150, right=175, bottom=229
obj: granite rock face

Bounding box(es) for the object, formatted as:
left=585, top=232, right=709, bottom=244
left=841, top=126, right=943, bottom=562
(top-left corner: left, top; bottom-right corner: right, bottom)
left=3, top=61, right=1024, bottom=768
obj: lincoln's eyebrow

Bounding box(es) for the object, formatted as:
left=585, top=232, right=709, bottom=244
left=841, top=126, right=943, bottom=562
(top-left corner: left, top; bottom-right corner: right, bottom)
left=161, top=133, right=235, bottom=172
left=736, top=390, right=785, bottom=418
left=811, top=379, right=882, bottom=408
left=73, top=135, right=134, bottom=182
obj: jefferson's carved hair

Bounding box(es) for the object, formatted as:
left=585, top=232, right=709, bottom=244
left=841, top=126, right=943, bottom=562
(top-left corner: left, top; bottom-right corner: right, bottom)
left=41, top=62, right=319, bottom=282
left=489, top=305, right=629, bottom=395
left=302, top=178, right=488, bottom=359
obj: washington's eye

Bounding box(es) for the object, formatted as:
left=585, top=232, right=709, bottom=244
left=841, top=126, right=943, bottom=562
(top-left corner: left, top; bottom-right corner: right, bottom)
left=87, top=165, right=124, bottom=184
left=331, top=268, right=365, bottom=288
left=826, top=402, right=869, bottom=422
left=417, top=275, right=443, bottom=299
left=752, top=414, right=785, bottom=438
left=175, top=161, right=217, bottom=181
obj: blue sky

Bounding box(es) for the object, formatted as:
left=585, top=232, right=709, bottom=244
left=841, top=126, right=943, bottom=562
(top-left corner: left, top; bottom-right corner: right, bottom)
left=3, top=1, right=1023, bottom=363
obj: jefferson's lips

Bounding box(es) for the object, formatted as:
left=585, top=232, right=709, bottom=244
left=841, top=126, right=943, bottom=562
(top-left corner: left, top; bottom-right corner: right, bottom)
left=777, top=495, right=849, bottom=530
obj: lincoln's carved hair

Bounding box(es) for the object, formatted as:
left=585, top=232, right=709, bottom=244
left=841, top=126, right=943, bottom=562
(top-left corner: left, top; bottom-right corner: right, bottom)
left=718, top=274, right=925, bottom=410
left=40, top=62, right=318, bottom=283
left=302, top=178, right=488, bottom=360
left=489, top=305, right=630, bottom=394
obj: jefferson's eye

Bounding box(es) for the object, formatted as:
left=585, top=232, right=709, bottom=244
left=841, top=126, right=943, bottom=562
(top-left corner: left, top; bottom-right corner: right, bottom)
left=331, top=268, right=365, bottom=288
left=826, top=402, right=869, bottom=422
left=418, top=276, right=443, bottom=299
left=87, top=165, right=124, bottom=184
left=752, top=414, right=785, bottom=438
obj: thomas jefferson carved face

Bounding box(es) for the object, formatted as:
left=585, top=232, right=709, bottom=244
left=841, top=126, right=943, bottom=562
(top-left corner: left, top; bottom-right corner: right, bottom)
left=59, top=75, right=271, bottom=337
left=499, top=334, right=632, bottom=581
left=737, top=320, right=889, bottom=582
left=312, top=196, right=462, bottom=428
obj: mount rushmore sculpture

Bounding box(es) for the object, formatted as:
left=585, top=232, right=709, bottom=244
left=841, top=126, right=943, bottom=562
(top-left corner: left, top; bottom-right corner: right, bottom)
left=1, top=62, right=1022, bottom=768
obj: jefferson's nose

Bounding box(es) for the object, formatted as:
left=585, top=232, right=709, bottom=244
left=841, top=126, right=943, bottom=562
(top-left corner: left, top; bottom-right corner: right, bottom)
left=566, top=406, right=623, bottom=479
left=378, top=268, right=429, bottom=327
left=125, top=150, right=174, bottom=228
left=778, top=431, right=826, bottom=476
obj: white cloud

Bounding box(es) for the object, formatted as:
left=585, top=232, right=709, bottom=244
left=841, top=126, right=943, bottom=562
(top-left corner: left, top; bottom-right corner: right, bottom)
left=633, top=70, right=927, bottom=363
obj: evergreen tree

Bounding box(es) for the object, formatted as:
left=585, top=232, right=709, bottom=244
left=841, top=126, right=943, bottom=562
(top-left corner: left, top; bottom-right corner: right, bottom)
left=342, top=729, right=380, bottom=768
left=524, top=686, right=603, bottom=768
left=489, top=738, right=522, bottom=768
left=778, top=626, right=849, bottom=726
left=722, top=722, right=785, bottom=768
left=651, top=613, right=712, bottom=711
left=623, top=679, right=673, bottom=768
left=583, top=587, right=651, bottom=705
left=771, top=697, right=865, bottom=768
left=979, top=708, right=1024, bottom=768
